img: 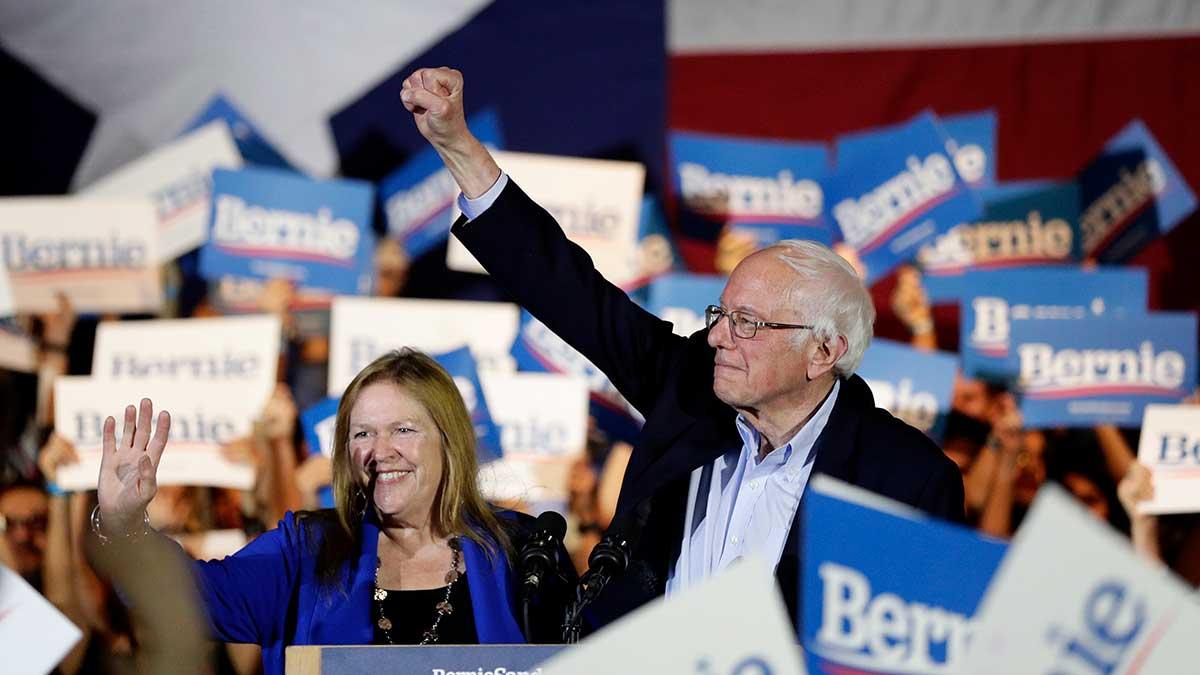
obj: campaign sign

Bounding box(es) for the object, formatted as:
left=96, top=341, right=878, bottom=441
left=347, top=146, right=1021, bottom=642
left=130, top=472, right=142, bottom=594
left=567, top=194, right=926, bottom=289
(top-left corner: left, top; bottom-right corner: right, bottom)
left=827, top=111, right=982, bottom=284
left=626, top=195, right=686, bottom=297
left=919, top=182, right=1080, bottom=274
left=542, top=557, right=805, bottom=675
left=54, top=377, right=257, bottom=491
left=476, top=372, right=588, bottom=507
left=510, top=309, right=643, bottom=444
left=0, top=263, right=13, bottom=318
left=182, top=95, right=295, bottom=171
left=200, top=167, right=375, bottom=304
left=0, top=565, right=82, bottom=675
left=300, top=394, right=338, bottom=485
left=857, top=338, right=958, bottom=443
left=433, top=346, right=503, bottom=465
left=962, top=486, right=1200, bottom=674
left=802, top=476, right=1007, bottom=674
left=327, top=296, right=519, bottom=396
left=93, top=314, right=281, bottom=415
left=1136, top=404, right=1200, bottom=515
left=1011, top=314, right=1197, bottom=428
left=669, top=130, right=831, bottom=243
left=0, top=198, right=162, bottom=313
left=446, top=151, right=645, bottom=288
left=1079, top=119, right=1197, bottom=263
left=960, top=267, right=1147, bottom=381
left=920, top=182, right=1082, bottom=303
left=941, top=110, right=997, bottom=188
left=645, top=272, right=726, bottom=338
left=380, top=109, right=504, bottom=259
left=838, top=109, right=996, bottom=190
left=81, top=121, right=243, bottom=261
left=300, top=396, right=339, bottom=509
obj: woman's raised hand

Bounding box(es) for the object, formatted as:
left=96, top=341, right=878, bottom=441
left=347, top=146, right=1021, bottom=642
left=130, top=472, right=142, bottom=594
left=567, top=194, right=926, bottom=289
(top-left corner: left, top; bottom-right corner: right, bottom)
left=96, top=398, right=171, bottom=535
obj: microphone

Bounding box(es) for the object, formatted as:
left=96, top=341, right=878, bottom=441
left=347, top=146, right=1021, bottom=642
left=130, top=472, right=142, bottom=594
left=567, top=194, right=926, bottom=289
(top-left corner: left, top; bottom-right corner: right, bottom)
left=576, top=516, right=636, bottom=604
left=517, top=511, right=568, bottom=600
left=562, top=499, right=651, bottom=642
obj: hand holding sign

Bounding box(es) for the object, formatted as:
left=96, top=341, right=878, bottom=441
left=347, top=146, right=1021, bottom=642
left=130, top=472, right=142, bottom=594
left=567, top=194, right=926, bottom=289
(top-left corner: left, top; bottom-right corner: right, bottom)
left=97, top=399, right=171, bottom=535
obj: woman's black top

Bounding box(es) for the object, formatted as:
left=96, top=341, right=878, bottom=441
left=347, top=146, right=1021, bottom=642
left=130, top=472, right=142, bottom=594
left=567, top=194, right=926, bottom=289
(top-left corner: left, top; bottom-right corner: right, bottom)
left=371, top=575, right=478, bottom=645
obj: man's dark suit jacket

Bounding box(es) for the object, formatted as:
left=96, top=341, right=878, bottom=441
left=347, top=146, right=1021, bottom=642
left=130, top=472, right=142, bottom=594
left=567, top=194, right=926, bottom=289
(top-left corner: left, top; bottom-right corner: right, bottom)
left=453, top=179, right=965, bottom=629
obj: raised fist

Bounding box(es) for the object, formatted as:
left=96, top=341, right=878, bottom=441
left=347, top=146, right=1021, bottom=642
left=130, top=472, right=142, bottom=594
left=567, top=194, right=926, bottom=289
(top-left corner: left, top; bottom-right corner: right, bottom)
left=401, top=67, right=470, bottom=150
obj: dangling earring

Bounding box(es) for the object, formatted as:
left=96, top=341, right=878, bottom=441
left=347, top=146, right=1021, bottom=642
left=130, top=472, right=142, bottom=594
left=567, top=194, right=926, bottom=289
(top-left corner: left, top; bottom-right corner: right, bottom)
left=357, top=486, right=368, bottom=521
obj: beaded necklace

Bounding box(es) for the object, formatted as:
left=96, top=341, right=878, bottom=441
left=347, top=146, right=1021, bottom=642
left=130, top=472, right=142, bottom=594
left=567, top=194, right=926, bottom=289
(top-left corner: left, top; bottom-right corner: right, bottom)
left=373, top=536, right=463, bottom=645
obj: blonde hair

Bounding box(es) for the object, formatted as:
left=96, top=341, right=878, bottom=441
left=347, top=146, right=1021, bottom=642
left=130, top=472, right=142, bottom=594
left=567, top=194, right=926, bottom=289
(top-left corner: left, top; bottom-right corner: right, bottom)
left=317, top=349, right=509, bottom=587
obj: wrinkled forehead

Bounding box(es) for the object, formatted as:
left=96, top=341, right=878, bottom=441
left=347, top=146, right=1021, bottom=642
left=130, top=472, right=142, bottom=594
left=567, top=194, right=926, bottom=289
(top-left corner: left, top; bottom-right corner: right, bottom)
left=721, top=252, right=810, bottom=315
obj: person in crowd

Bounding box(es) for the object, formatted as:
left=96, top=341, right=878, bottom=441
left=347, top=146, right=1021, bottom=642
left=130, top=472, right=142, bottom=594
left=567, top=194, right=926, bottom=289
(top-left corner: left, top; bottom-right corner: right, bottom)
left=0, top=480, right=49, bottom=586
left=401, top=67, right=964, bottom=628
left=90, top=349, right=574, bottom=675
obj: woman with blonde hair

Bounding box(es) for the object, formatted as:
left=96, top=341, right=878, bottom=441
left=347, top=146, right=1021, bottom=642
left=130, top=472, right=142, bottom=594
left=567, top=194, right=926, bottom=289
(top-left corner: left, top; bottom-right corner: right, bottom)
left=92, top=349, right=572, bottom=675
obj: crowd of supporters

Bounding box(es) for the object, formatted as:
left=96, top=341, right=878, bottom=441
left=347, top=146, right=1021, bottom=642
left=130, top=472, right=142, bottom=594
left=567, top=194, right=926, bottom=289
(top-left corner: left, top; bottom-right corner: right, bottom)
left=1, top=228, right=1196, bottom=673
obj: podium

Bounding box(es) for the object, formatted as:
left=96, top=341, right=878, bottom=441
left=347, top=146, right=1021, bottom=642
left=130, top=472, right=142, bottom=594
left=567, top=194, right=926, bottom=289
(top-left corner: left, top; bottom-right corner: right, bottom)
left=285, top=644, right=565, bottom=674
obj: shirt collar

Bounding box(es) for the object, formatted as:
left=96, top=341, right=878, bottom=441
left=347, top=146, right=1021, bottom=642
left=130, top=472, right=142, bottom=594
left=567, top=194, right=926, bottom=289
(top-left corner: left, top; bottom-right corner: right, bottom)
left=734, top=379, right=842, bottom=467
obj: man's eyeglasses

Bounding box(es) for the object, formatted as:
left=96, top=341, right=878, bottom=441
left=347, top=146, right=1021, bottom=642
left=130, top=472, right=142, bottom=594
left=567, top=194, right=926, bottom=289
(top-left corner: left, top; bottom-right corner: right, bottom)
left=704, top=305, right=814, bottom=340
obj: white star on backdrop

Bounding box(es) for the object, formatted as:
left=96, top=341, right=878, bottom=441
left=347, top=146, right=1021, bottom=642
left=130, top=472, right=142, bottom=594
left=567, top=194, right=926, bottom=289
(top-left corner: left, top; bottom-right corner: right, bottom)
left=0, top=1, right=489, bottom=187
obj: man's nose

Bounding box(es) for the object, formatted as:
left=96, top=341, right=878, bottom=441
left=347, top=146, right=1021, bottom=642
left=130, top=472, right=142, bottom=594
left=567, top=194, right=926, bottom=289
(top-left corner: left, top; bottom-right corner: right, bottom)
left=707, top=315, right=734, bottom=349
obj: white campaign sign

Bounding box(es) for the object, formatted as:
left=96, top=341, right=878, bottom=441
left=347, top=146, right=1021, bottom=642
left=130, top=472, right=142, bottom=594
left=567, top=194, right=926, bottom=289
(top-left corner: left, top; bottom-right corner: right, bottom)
left=962, top=486, right=1200, bottom=674
left=446, top=151, right=645, bottom=287
left=0, top=565, right=83, bottom=675
left=0, top=261, right=14, bottom=318
left=53, top=377, right=256, bottom=491
left=81, top=121, right=243, bottom=261
left=327, top=296, right=519, bottom=396
left=93, top=314, right=281, bottom=413
left=477, top=372, right=588, bottom=504
left=542, top=557, right=806, bottom=675
left=1137, top=404, right=1200, bottom=515
left=0, top=198, right=162, bottom=313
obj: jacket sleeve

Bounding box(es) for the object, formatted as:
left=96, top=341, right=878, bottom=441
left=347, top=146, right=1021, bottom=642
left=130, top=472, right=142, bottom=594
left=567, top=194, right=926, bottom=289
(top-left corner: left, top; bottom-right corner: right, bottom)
left=192, top=513, right=307, bottom=644
left=452, top=179, right=688, bottom=416
left=917, top=457, right=968, bottom=524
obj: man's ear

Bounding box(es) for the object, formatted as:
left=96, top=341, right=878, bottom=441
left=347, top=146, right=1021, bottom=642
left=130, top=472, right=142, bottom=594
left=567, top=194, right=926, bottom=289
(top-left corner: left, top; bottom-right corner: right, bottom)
left=806, top=333, right=849, bottom=380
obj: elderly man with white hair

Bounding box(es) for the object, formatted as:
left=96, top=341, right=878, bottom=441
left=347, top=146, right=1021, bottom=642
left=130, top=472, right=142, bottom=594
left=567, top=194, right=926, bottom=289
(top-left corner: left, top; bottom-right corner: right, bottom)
left=402, top=67, right=964, bottom=628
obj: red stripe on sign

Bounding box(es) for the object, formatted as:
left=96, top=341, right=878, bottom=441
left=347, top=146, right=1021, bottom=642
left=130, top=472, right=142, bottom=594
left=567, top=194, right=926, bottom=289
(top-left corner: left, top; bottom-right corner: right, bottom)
left=1026, top=385, right=1182, bottom=399
left=216, top=245, right=356, bottom=267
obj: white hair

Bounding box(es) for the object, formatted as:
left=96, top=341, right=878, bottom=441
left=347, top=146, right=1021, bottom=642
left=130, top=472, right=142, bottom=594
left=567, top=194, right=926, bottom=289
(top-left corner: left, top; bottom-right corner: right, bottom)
left=763, top=239, right=875, bottom=377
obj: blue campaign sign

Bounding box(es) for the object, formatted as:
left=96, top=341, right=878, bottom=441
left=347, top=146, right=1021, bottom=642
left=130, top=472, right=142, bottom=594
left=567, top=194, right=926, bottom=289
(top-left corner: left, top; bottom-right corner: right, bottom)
left=827, top=111, right=982, bottom=285
left=802, top=476, right=1007, bottom=675
left=300, top=396, right=339, bottom=509
left=627, top=195, right=686, bottom=301
left=959, top=267, right=1148, bottom=381
left=432, top=346, right=503, bottom=464
left=1079, top=119, right=1198, bottom=263
left=199, top=167, right=375, bottom=299
left=669, top=130, right=831, bottom=242
left=920, top=182, right=1081, bottom=303
left=1010, top=313, right=1198, bottom=428
left=181, top=95, right=294, bottom=171
left=942, top=109, right=997, bottom=188
left=645, top=273, right=726, bottom=337
left=856, top=338, right=958, bottom=443
left=379, top=109, right=504, bottom=259
left=510, top=310, right=643, bottom=444
left=836, top=110, right=995, bottom=189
